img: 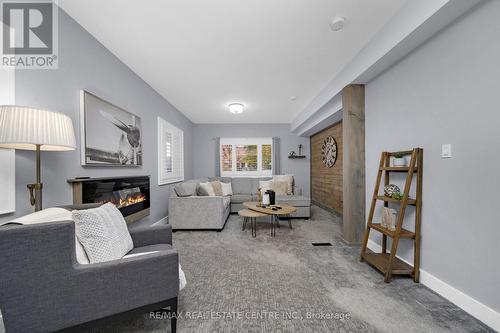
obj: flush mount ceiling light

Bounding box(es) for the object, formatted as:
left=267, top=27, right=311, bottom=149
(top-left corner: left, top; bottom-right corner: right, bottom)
left=228, top=103, right=244, bottom=114
left=330, top=17, right=346, bottom=31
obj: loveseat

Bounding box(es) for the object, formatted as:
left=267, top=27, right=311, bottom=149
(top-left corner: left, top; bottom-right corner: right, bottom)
left=168, top=176, right=311, bottom=231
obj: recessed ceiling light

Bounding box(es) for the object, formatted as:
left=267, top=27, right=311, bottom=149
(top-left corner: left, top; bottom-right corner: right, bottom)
left=290, top=96, right=297, bottom=101
left=330, top=17, right=346, bottom=31
left=228, top=103, right=244, bottom=114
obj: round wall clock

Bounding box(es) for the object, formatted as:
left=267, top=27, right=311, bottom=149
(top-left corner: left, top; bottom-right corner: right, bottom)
left=321, top=136, right=338, bottom=168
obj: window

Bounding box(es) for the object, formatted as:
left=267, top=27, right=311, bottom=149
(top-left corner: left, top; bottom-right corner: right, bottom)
left=221, top=144, right=232, bottom=171
left=236, top=144, right=257, bottom=171
left=220, top=138, right=272, bottom=176
left=158, top=117, right=184, bottom=184
left=262, top=144, right=272, bottom=171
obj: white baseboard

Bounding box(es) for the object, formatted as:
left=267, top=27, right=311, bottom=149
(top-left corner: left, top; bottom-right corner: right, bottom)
left=367, top=240, right=500, bottom=331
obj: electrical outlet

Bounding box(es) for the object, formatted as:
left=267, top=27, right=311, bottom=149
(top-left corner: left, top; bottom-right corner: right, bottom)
left=441, top=144, right=452, bottom=158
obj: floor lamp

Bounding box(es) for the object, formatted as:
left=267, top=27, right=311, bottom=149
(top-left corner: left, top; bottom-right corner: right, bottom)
left=0, top=106, right=76, bottom=211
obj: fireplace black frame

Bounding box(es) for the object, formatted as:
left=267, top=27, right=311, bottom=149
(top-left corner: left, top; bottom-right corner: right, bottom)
left=68, top=176, right=150, bottom=223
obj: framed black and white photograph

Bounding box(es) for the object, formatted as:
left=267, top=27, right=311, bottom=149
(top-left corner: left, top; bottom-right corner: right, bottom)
left=80, top=91, right=142, bottom=166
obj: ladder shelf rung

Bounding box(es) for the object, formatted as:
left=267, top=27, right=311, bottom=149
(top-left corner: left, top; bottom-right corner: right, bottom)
left=362, top=249, right=414, bottom=275
left=387, top=150, right=414, bottom=156
left=375, top=195, right=417, bottom=205
left=369, top=223, right=415, bottom=239
left=380, top=166, right=418, bottom=172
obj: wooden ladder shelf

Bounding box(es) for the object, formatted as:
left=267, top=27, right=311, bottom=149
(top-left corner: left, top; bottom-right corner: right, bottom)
left=360, top=148, right=423, bottom=283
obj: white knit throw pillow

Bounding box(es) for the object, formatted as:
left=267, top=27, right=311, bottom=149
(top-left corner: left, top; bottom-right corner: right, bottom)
left=72, top=203, right=133, bottom=264
left=221, top=182, right=233, bottom=196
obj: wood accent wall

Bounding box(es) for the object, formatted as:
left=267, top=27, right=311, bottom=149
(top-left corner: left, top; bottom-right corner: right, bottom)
left=311, top=122, right=343, bottom=213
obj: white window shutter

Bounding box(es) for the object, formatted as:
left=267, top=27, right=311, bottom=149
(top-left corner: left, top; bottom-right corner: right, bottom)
left=158, top=117, right=184, bottom=185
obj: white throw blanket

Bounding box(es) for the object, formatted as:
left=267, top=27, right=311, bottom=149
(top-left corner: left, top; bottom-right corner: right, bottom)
left=7, top=208, right=90, bottom=264
left=124, top=251, right=187, bottom=290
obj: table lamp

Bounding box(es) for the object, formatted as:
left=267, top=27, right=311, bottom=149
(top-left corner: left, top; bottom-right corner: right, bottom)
left=0, top=105, right=76, bottom=211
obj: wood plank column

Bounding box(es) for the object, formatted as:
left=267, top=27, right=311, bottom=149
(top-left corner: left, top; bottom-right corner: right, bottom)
left=342, top=84, right=365, bottom=244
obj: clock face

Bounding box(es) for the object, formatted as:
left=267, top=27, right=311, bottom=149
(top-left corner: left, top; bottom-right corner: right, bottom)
left=321, top=136, right=337, bottom=168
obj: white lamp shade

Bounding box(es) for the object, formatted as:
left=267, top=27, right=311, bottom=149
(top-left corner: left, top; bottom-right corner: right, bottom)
left=0, top=105, right=76, bottom=151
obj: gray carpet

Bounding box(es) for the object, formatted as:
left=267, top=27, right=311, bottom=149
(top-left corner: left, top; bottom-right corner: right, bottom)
left=2, top=206, right=493, bottom=333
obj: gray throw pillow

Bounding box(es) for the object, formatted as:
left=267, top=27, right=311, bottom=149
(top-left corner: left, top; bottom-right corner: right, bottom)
left=273, top=175, right=294, bottom=195
left=211, top=181, right=223, bottom=196
left=174, top=181, right=197, bottom=197
left=197, top=182, right=215, bottom=196
left=273, top=180, right=288, bottom=196
left=72, top=203, right=133, bottom=264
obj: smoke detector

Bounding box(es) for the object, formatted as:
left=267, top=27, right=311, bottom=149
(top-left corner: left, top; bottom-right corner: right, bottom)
left=330, top=17, right=346, bottom=31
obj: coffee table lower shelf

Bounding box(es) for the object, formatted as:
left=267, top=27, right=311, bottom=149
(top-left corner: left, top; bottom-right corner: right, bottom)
left=361, top=249, right=414, bottom=276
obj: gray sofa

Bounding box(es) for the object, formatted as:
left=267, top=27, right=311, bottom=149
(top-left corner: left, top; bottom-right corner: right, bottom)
left=0, top=205, right=179, bottom=333
left=169, top=176, right=311, bottom=231
left=169, top=178, right=231, bottom=231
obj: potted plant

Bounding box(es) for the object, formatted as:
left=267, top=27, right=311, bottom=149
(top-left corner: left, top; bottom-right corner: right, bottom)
left=393, top=153, right=407, bottom=167
left=391, top=192, right=404, bottom=201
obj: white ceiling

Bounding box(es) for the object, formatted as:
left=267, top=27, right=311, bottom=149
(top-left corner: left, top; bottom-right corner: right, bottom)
left=59, top=0, right=407, bottom=124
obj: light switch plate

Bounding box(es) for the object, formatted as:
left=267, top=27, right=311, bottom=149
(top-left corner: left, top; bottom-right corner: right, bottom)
left=441, top=144, right=452, bottom=158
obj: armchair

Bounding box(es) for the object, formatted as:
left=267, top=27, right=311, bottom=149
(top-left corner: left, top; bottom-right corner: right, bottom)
left=0, top=211, right=178, bottom=333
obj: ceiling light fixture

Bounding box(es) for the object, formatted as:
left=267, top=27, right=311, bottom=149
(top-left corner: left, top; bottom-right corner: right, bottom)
left=330, top=17, right=346, bottom=31
left=228, top=103, right=244, bottom=114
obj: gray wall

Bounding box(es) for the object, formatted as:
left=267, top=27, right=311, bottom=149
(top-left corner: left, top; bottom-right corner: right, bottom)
left=365, top=1, right=500, bottom=312
left=0, top=10, right=194, bottom=226
left=192, top=124, right=310, bottom=197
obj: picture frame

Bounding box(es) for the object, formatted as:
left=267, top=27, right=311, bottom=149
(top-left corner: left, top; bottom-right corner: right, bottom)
left=80, top=90, right=142, bottom=167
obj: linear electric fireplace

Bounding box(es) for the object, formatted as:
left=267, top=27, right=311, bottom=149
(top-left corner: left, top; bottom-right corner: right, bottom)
left=68, top=176, right=150, bottom=223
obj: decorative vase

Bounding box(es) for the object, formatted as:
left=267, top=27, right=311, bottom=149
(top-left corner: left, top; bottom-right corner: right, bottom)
left=384, top=184, right=401, bottom=197
left=257, top=188, right=262, bottom=204
left=382, top=207, right=397, bottom=230
left=393, top=157, right=407, bottom=167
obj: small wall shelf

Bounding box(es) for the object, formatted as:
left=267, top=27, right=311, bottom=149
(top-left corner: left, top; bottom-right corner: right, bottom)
left=288, top=155, right=307, bottom=159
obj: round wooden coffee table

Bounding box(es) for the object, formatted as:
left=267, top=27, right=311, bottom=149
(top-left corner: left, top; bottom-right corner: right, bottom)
left=238, top=209, right=267, bottom=237
left=243, top=202, right=297, bottom=237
